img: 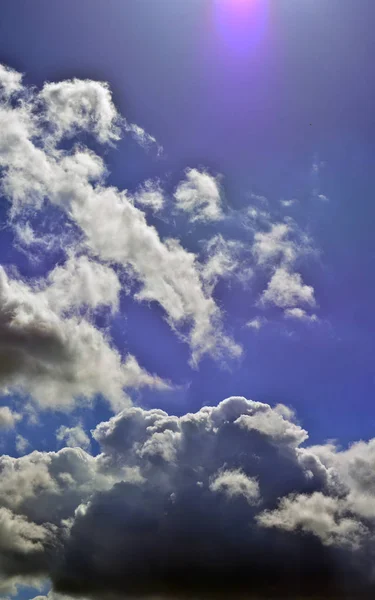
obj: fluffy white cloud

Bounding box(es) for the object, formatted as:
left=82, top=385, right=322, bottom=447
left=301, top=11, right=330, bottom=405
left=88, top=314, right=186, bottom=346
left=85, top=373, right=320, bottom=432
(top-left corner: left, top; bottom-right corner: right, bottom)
left=56, top=425, right=91, bottom=451
left=0, top=406, right=21, bottom=429
left=280, top=199, right=298, bottom=208
left=253, top=223, right=297, bottom=266
left=0, top=266, right=167, bottom=412
left=15, top=434, right=30, bottom=455
left=39, top=78, right=121, bottom=144
left=0, top=64, right=23, bottom=98
left=0, top=66, right=241, bottom=364
left=174, top=168, right=223, bottom=222
left=261, top=267, right=316, bottom=309
left=42, top=255, right=121, bottom=314
left=284, top=307, right=318, bottom=322
left=201, top=235, right=250, bottom=292
left=257, top=492, right=367, bottom=549
left=246, top=317, right=266, bottom=330
left=209, top=469, right=260, bottom=504
left=133, top=179, right=164, bottom=212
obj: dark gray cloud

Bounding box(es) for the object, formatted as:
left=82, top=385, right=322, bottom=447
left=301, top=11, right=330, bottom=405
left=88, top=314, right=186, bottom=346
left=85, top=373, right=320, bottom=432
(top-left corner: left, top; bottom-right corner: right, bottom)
left=1, top=398, right=373, bottom=599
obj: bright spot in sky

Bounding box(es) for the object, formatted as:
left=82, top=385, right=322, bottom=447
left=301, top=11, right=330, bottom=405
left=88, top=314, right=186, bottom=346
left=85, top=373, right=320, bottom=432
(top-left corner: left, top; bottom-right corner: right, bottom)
left=213, top=0, right=268, bottom=55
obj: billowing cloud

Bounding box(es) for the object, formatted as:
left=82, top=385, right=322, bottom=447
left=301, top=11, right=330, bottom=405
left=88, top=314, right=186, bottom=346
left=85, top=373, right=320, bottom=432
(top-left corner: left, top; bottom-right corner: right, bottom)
left=174, top=168, right=224, bottom=222
left=0, top=406, right=21, bottom=430
left=284, top=307, right=318, bottom=322
left=1, top=397, right=375, bottom=598
left=261, top=267, right=316, bottom=309
left=15, top=434, right=30, bottom=455
left=133, top=179, right=164, bottom=212
left=0, top=266, right=167, bottom=412
left=246, top=316, right=267, bottom=330
left=39, top=78, right=121, bottom=144
left=201, top=235, right=251, bottom=293
left=0, top=64, right=23, bottom=99
left=42, top=255, right=121, bottom=315
left=56, top=425, right=91, bottom=451
left=0, top=64, right=241, bottom=364
left=253, top=222, right=297, bottom=266
left=209, top=468, right=260, bottom=504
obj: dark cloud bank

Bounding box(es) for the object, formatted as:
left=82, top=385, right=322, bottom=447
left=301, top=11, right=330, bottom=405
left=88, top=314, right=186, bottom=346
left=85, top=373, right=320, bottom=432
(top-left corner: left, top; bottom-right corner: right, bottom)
left=2, top=397, right=375, bottom=599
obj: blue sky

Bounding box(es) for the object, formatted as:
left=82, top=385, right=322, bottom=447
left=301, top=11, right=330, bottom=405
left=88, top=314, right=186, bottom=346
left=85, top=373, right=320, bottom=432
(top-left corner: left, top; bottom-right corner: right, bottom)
left=1, top=1, right=375, bottom=599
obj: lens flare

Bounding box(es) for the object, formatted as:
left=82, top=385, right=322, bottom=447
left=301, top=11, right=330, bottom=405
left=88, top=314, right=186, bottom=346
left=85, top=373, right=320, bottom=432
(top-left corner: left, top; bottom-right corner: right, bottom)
left=213, top=0, right=269, bottom=56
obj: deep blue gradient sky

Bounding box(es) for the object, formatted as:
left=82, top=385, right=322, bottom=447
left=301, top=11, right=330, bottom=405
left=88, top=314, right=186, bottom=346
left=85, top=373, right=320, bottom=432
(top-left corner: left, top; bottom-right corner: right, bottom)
left=0, top=0, right=375, bottom=447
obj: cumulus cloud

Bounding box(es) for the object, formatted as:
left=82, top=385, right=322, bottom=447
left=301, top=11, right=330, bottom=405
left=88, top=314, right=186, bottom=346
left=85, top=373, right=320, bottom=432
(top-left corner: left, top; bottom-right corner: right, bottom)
left=39, top=78, right=121, bottom=144
left=0, top=406, right=21, bottom=429
left=174, top=168, right=224, bottom=222
left=0, top=265, right=167, bottom=412
left=15, top=434, right=30, bottom=455
left=261, top=267, right=316, bottom=309
left=257, top=491, right=367, bottom=550
left=0, top=64, right=23, bottom=99
left=253, top=222, right=297, bottom=266
left=56, top=425, right=91, bottom=451
left=133, top=179, right=164, bottom=212
left=0, top=64, right=241, bottom=364
left=125, top=122, right=161, bottom=153
left=246, top=317, right=267, bottom=330
left=42, top=254, right=121, bottom=315
left=280, top=198, right=298, bottom=208
left=201, top=235, right=251, bottom=292
left=284, top=307, right=318, bottom=322
left=1, top=397, right=374, bottom=599
left=209, top=468, right=260, bottom=504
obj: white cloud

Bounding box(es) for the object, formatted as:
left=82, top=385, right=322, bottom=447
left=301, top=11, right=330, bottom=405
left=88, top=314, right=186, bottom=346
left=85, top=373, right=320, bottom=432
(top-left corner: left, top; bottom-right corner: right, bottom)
left=253, top=222, right=297, bottom=266
left=209, top=469, right=260, bottom=504
left=0, top=266, right=167, bottom=412
left=56, top=425, right=91, bottom=451
left=261, top=267, right=316, bottom=309
left=0, top=64, right=23, bottom=98
left=246, top=317, right=266, bottom=330
left=280, top=199, right=298, bottom=208
left=174, top=168, right=223, bottom=222
left=0, top=67, right=241, bottom=364
left=0, top=506, right=50, bottom=554
left=257, top=492, right=367, bottom=549
left=15, top=434, right=30, bottom=455
left=201, top=235, right=250, bottom=292
left=133, top=179, right=164, bottom=212
left=39, top=78, right=121, bottom=144
left=125, top=122, right=161, bottom=153
left=0, top=406, right=21, bottom=429
left=284, top=307, right=318, bottom=322
left=42, top=254, right=121, bottom=315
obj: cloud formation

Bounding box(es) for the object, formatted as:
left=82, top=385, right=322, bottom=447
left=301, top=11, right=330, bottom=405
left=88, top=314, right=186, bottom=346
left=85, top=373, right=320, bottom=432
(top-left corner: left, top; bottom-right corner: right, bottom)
left=0, top=265, right=166, bottom=412
left=261, top=267, right=316, bottom=310
left=0, top=65, right=241, bottom=364
left=0, top=397, right=375, bottom=598
left=174, top=168, right=224, bottom=222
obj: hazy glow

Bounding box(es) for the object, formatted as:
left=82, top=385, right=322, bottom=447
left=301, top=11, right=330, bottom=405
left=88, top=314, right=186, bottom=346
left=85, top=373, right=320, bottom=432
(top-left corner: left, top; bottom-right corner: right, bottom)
left=213, top=0, right=269, bottom=55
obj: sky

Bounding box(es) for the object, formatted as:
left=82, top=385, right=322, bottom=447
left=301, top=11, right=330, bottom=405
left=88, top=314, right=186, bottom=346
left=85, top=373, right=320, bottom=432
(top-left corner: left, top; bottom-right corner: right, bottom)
left=1, top=0, right=375, bottom=598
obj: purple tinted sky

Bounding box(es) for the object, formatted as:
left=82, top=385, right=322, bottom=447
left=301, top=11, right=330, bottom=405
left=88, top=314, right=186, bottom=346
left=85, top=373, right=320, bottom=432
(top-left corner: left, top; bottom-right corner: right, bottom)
left=1, top=0, right=375, bottom=457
